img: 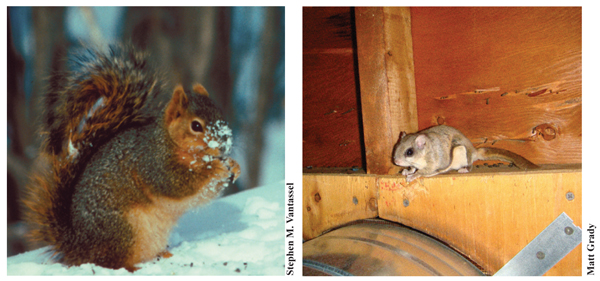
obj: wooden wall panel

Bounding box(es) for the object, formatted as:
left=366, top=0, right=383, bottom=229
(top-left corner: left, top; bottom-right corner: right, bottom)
left=410, top=7, right=582, bottom=165
left=303, top=7, right=364, bottom=168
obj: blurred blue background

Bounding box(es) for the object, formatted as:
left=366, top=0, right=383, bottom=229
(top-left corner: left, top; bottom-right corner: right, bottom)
left=7, top=6, right=285, bottom=256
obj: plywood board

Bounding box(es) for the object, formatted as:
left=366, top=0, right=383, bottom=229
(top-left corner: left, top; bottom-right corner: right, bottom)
left=303, top=7, right=364, bottom=168
left=303, top=165, right=582, bottom=275
left=303, top=173, right=378, bottom=240
left=410, top=7, right=581, bottom=165
left=378, top=166, right=582, bottom=275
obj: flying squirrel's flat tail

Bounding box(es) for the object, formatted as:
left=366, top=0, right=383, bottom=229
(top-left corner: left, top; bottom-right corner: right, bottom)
left=476, top=147, right=539, bottom=170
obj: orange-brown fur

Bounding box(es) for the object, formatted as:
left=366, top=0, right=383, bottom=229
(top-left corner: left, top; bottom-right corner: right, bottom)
left=23, top=45, right=240, bottom=272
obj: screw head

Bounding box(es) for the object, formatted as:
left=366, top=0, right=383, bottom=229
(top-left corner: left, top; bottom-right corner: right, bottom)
left=565, top=226, right=574, bottom=235
left=536, top=251, right=545, bottom=260
left=566, top=192, right=575, bottom=201
left=403, top=199, right=409, bottom=207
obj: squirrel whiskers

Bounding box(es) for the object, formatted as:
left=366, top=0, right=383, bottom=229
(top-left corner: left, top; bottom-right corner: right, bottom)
left=23, top=44, right=240, bottom=271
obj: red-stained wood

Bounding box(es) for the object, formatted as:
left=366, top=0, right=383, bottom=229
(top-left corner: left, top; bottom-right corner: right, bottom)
left=410, top=7, right=581, bottom=165
left=303, top=7, right=363, bottom=168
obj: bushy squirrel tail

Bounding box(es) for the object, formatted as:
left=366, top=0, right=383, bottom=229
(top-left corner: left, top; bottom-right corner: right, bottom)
left=44, top=44, right=162, bottom=157
left=23, top=44, right=163, bottom=255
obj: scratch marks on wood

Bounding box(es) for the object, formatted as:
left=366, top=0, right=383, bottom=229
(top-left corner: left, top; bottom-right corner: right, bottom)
left=527, top=88, right=547, bottom=97
left=533, top=97, right=581, bottom=111
left=324, top=107, right=356, bottom=116
left=434, top=87, right=500, bottom=100
left=473, top=87, right=501, bottom=94
left=472, top=123, right=559, bottom=146
left=433, top=81, right=567, bottom=101
left=342, top=108, right=356, bottom=114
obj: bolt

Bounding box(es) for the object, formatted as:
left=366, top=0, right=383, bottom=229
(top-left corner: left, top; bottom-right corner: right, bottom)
left=403, top=199, right=409, bottom=207
left=565, top=226, right=574, bottom=235
left=352, top=196, right=358, bottom=205
left=536, top=251, right=545, bottom=260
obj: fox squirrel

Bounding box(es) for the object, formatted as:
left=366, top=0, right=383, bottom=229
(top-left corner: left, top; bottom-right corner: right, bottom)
left=23, top=44, right=241, bottom=272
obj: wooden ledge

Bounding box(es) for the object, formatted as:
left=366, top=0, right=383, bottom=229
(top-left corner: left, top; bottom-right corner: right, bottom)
left=303, top=165, right=582, bottom=275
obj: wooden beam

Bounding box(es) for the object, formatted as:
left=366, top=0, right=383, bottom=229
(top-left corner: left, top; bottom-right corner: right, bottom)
left=302, top=165, right=582, bottom=275
left=355, top=7, right=418, bottom=175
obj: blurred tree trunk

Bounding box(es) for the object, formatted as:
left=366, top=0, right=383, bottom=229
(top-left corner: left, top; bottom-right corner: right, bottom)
left=244, top=7, right=282, bottom=189
left=8, top=7, right=68, bottom=254
left=31, top=7, right=68, bottom=150
left=7, top=14, right=28, bottom=223
left=9, top=7, right=68, bottom=217
left=123, top=8, right=232, bottom=110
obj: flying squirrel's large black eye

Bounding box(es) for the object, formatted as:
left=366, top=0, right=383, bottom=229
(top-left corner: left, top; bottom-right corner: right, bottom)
left=405, top=148, right=414, bottom=157
left=191, top=120, right=204, bottom=133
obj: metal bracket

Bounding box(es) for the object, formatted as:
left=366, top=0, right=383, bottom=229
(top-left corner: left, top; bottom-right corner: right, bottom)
left=494, top=212, right=582, bottom=276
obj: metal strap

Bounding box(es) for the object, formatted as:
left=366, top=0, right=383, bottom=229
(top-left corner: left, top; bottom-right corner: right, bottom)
left=494, top=212, right=582, bottom=276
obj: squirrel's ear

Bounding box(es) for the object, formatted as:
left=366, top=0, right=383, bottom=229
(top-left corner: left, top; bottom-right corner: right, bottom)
left=399, top=131, right=407, bottom=140
left=165, top=85, right=189, bottom=124
left=415, top=134, right=428, bottom=150
left=192, top=83, right=209, bottom=97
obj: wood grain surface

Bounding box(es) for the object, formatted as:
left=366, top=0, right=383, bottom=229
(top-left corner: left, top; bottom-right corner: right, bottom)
left=303, top=165, right=582, bottom=275
left=303, top=7, right=364, bottom=168
left=410, top=7, right=581, bottom=165
left=355, top=7, right=418, bottom=175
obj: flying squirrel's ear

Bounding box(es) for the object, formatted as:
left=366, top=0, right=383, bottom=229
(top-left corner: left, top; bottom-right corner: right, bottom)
left=165, top=85, right=189, bottom=124
left=415, top=134, right=428, bottom=150
left=399, top=131, right=407, bottom=140
left=192, top=83, right=209, bottom=97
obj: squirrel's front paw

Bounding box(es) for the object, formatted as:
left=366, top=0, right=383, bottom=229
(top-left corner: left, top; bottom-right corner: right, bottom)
left=406, top=174, right=420, bottom=182
left=402, top=167, right=416, bottom=176
left=224, top=158, right=241, bottom=183
left=212, top=157, right=241, bottom=183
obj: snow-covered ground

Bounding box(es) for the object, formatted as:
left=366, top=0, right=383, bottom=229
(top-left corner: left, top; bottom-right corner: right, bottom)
left=7, top=181, right=285, bottom=275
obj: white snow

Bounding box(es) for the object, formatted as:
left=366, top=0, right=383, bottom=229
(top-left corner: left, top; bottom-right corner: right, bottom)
left=204, top=120, right=234, bottom=155
left=6, top=181, right=285, bottom=276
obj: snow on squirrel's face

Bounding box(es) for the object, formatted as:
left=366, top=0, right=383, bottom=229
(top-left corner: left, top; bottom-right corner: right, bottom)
left=174, top=118, right=234, bottom=175
left=204, top=120, right=233, bottom=156
left=166, top=84, right=237, bottom=174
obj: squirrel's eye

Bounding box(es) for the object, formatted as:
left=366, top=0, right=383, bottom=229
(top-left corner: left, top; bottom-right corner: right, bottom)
left=405, top=148, right=414, bottom=157
left=191, top=120, right=203, bottom=133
